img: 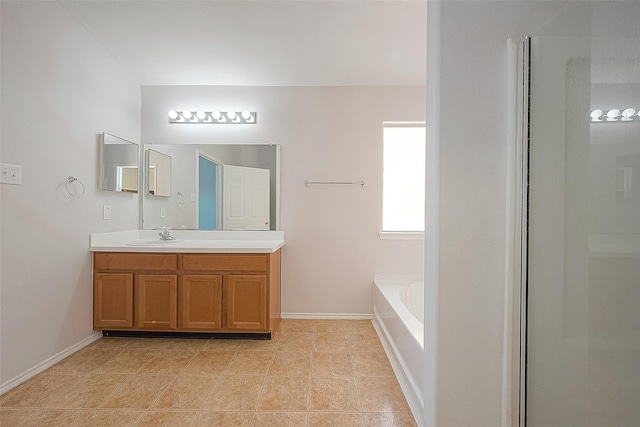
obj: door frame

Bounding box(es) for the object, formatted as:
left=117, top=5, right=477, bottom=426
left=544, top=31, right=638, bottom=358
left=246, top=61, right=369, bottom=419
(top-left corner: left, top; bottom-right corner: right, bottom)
left=196, top=150, right=223, bottom=230
left=505, top=36, right=531, bottom=427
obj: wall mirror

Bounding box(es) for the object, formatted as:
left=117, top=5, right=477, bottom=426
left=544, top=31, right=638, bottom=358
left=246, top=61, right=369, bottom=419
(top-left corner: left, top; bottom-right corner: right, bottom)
left=100, top=133, right=139, bottom=193
left=146, top=149, right=172, bottom=197
left=142, top=144, right=280, bottom=231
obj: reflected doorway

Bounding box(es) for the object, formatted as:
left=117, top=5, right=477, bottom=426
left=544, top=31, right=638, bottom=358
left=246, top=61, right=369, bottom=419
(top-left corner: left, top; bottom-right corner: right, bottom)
left=198, top=154, right=221, bottom=230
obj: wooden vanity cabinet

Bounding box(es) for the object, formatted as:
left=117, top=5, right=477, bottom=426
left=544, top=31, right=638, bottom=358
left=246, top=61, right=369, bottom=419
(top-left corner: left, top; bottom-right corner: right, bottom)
left=181, top=251, right=281, bottom=333
left=92, top=249, right=281, bottom=336
left=180, top=274, right=222, bottom=330
left=226, top=275, right=268, bottom=330
left=93, top=273, right=133, bottom=328
left=93, top=253, right=177, bottom=329
left=136, top=274, right=178, bottom=330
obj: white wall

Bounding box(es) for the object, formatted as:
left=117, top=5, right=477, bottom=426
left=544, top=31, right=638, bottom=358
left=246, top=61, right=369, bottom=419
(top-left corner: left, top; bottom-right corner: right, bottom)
left=141, top=85, right=426, bottom=316
left=144, top=144, right=201, bottom=229
left=428, top=1, right=576, bottom=426
left=0, top=1, right=141, bottom=387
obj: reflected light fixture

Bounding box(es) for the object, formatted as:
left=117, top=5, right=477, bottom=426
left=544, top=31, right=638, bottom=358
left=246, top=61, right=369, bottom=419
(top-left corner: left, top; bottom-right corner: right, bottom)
left=167, top=110, right=257, bottom=124
left=590, top=108, right=639, bottom=123
left=606, top=109, right=621, bottom=121
left=621, top=108, right=636, bottom=121
left=590, top=109, right=603, bottom=122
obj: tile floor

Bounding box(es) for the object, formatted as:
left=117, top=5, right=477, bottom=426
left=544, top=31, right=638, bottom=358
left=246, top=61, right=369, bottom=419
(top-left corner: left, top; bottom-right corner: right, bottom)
left=0, top=319, right=417, bottom=426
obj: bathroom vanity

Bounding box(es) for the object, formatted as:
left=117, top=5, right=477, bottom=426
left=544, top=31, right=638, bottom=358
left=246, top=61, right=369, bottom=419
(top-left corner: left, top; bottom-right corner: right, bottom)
left=90, top=230, right=284, bottom=339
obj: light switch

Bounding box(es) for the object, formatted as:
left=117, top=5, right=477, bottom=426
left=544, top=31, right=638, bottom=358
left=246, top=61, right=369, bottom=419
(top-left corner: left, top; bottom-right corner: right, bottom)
left=103, top=205, right=112, bottom=220
left=1, top=163, right=22, bottom=185
left=190, top=192, right=196, bottom=202
left=160, top=207, right=166, bottom=218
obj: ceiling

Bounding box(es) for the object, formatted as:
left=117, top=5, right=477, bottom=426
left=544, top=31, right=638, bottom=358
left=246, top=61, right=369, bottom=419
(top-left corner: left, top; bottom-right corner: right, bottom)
left=60, top=0, right=427, bottom=87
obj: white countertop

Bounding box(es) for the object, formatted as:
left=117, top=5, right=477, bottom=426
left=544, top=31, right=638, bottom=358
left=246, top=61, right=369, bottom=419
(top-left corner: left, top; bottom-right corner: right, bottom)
left=90, top=230, right=285, bottom=253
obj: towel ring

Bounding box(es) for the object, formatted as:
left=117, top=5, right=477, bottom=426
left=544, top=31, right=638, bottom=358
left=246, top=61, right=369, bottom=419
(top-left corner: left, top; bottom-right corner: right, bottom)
left=176, top=192, right=185, bottom=205
left=65, top=176, right=85, bottom=198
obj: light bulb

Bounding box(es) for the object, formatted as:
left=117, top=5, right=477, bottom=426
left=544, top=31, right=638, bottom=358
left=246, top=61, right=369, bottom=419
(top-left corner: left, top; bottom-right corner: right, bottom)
left=621, top=108, right=636, bottom=121
left=227, top=110, right=237, bottom=120
left=168, top=110, right=178, bottom=120
left=241, top=110, right=251, bottom=119
left=182, top=110, right=193, bottom=120
left=606, top=109, right=620, bottom=121
left=212, top=111, right=222, bottom=120
left=196, top=111, right=206, bottom=120
left=590, top=109, right=603, bottom=121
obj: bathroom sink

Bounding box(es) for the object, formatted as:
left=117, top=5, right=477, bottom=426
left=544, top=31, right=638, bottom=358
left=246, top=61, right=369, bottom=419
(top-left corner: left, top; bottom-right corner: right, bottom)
left=126, top=239, right=181, bottom=246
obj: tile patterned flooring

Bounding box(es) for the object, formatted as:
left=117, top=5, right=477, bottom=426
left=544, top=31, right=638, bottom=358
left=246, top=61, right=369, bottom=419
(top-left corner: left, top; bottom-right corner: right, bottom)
left=0, top=319, right=417, bottom=426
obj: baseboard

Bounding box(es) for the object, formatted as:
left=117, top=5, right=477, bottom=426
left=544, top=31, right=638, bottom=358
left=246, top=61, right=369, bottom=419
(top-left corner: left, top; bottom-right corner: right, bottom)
left=281, top=313, right=373, bottom=320
left=0, top=332, right=102, bottom=396
left=102, top=330, right=271, bottom=340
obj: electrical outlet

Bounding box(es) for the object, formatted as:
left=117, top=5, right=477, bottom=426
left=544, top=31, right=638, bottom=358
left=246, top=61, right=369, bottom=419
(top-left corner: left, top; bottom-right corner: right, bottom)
left=1, top=163, right=22, bottom=185
left=103, top=205, right=112, bottom=220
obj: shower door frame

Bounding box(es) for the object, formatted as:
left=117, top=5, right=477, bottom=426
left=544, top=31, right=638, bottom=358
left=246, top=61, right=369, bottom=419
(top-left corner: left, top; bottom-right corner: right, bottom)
left=508, top=36, right=531, bottom=427
left=517, top=36, right=530, bottom=427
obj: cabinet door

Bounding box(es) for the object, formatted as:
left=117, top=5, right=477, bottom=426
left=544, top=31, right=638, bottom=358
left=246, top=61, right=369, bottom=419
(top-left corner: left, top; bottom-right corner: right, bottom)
left=226, top=275, right=268, bottom=331
left=136, top=275, right=178, bottom=330
left=181, top=275, right=222, bottom=330
left=94, top=273, right=134, bottom=328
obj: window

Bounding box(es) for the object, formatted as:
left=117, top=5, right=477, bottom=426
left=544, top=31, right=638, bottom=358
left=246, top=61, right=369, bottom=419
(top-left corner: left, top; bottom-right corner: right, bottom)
left=382, top=123, right=426, bottom=236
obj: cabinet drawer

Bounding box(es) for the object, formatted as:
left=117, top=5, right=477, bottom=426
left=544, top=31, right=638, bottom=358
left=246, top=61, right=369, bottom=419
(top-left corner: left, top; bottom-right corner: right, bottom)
left=182, top=254, right=268, bottom=272
left=94, top=253, right=178, bottom=272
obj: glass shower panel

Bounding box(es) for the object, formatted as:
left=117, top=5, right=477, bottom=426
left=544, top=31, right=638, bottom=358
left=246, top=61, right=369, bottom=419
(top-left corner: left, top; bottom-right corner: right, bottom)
left=527, top=31, right=640, bottom=427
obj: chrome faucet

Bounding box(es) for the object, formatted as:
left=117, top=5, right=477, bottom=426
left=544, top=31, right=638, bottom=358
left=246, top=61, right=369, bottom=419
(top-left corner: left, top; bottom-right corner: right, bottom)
left=159, top=226, right=175, bottom=241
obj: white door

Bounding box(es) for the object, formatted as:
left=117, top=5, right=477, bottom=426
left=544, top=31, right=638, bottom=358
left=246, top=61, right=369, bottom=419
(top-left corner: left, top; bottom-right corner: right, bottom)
left=222, top=165, right=270, bottom=230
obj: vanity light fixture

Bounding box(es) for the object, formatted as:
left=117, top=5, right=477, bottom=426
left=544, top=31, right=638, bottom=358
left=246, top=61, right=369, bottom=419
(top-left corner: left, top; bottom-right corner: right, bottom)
left=590, top=108, right=640, bottom=123
left=167, top=110, right=257, bottom=124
